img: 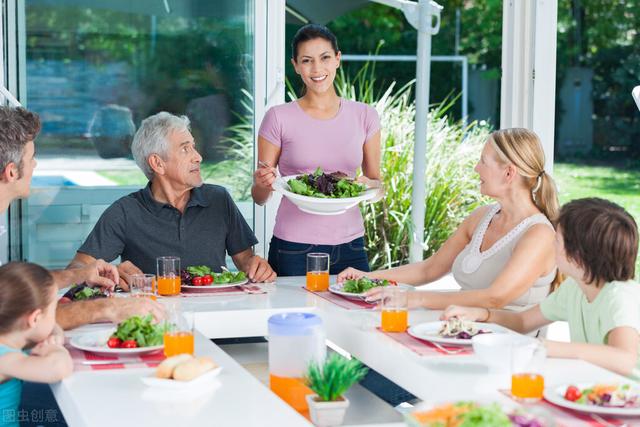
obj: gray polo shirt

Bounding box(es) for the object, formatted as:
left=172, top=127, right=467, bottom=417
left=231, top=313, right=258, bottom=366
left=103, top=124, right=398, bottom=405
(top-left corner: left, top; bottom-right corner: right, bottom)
left=78, top=183, right=258, bottom=274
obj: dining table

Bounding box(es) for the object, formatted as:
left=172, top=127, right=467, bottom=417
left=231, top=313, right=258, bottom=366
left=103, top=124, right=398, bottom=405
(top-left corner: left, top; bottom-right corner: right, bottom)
left=53, top=276, right=635, bottom=427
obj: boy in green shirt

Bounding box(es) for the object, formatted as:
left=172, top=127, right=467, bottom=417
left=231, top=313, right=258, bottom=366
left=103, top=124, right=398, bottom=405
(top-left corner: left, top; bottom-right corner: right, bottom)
left=444, top=198, right=640, bottom=380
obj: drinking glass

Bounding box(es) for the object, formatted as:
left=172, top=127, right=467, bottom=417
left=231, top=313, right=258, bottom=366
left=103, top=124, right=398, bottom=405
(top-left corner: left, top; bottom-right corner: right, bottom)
left=511, top=339, right=546, bottom=401
left=156, top=256, right=181, bottom=296
left=380, top=286, right=408, bottom=332
left=306, top=253, right=330, bottom=292
left=129, top=274, right=157, bottom=300
left=163, top=300, right=194, bottom=357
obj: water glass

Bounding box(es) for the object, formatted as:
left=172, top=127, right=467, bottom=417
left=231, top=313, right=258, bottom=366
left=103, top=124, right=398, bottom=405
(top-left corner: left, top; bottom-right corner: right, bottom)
left=156, top=256, right=181, bottom=296
left=380, top=286, right=408, bottom=332
left=129, top=273, right=156, bottom=300
left=306, top=253, right=330, bottom=291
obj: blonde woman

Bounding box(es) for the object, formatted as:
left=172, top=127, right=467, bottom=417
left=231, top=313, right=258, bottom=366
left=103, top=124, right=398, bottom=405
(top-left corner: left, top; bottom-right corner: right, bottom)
left=338, top=128, right=559, bottom=310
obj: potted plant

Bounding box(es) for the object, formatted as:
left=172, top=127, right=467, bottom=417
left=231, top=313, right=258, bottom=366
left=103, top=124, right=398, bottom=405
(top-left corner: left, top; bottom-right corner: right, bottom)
left=304, top=353, right=369, bottom=427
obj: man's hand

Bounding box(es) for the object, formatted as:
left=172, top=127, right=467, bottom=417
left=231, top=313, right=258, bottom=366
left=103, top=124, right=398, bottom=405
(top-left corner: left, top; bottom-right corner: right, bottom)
left=246, top=255, right=276, bottom=283
left=105, top=298, right=165, bottom=324
left=116, top=261, right=144, bottom=291
left=83, top=259, right=119, bottom=291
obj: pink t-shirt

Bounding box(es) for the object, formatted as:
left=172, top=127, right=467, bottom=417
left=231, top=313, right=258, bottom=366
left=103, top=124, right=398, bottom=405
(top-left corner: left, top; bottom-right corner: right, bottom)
left=259, top=98, right=380, bottom=245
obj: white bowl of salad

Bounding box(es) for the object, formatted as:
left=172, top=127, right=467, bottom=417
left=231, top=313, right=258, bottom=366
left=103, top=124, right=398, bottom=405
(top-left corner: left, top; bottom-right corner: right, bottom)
left=274, top=168, right=379, bottom=216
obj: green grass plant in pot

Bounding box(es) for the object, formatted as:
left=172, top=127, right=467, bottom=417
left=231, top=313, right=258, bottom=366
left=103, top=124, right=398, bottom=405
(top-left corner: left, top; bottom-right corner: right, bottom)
left=305, top=353, right=369, bottom=427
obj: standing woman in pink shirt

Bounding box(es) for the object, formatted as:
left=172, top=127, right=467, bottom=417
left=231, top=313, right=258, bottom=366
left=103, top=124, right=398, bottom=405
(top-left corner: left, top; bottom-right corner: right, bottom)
left=252, top=24, right=382, bottom=276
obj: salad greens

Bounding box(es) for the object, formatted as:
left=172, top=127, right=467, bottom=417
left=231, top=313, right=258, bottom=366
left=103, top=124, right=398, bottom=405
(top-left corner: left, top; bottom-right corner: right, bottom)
left=408, top=402, right=537, bottom=427
left=63, top=284, right=106, bottom=301
left=342, top=277, right=392, bottom=294
left=565, top=383, right=640, bottom=408
left=288, top=167, right=366, bottom=198
left=183, top=265, right=247, bottom=285
left=112, top=315, right=165, bottom=347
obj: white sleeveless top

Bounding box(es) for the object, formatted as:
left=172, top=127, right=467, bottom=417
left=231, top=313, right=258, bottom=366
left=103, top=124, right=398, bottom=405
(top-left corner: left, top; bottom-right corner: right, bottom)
left=451, top=204, right=556, bottom=308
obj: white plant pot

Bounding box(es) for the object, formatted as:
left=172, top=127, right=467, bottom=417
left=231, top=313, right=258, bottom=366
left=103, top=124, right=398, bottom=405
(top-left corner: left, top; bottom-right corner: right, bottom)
left=306, top=394, right=350, bottom=427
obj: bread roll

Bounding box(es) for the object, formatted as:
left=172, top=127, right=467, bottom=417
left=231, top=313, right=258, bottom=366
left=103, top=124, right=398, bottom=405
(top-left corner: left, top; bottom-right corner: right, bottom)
left=155, top=354, right=193, bottom=379
left=172, top=356, right=217, bottom=381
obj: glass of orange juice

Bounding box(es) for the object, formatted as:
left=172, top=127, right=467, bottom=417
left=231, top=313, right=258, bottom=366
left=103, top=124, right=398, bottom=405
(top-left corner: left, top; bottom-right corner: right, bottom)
left=129, top=274, right=157, bottom=300
left=511, top=340, right=546, bottom=401
left=156, top=256, right=181, bottom=296
left=163, top=301, right=194, bottom=357
left=381, top=286, right=408, bottom=332
left=306, top=253, right=330, bottom=292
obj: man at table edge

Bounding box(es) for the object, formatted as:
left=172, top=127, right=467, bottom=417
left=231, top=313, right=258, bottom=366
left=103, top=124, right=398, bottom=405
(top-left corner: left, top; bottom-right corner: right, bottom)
left=0, top=106, right=163, bottom=330
left=69, top=111, right=276, bottom=286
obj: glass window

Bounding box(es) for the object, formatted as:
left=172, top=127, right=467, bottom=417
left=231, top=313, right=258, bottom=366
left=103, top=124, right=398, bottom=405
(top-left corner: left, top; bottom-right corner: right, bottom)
left=17, top=1, right=255, bottom=269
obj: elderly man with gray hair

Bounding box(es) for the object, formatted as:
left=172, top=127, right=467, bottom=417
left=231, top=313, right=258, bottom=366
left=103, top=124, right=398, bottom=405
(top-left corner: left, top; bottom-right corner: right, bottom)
left=71, top=111, right=276, bottom=285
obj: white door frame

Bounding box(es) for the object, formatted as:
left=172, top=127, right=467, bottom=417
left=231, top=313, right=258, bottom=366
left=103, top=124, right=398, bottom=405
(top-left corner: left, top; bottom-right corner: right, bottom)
left=253, top=0, right=285, bottom=258
left=500, top=0, right=558, bottom=171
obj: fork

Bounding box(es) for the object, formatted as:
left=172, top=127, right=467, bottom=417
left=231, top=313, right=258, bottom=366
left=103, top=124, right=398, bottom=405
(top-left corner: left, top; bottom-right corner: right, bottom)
left=427, top=340, right=466, bottom=355
left=590, top=413, right=626, bottom=427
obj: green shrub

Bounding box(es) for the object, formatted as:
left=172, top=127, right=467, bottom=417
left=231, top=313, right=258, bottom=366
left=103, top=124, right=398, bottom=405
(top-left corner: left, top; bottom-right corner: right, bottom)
left=334, top=64, right=491, bottom=269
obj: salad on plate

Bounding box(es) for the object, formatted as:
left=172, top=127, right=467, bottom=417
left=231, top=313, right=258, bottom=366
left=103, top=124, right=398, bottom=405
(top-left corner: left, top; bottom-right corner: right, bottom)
left=287, top=168, right=366, bottom=199
left=341, top=277, right=395, bottom=294
left=407, top=401, right=547, bottom=427
left=562, top=383, right=640, bottom=408
left=107, top=314, right=166, bottom=349
left=59, top=284, right=108, bottom=303
left=438, top=317, right=492, bottom=340
left=180, top=265, right=247, bottom=287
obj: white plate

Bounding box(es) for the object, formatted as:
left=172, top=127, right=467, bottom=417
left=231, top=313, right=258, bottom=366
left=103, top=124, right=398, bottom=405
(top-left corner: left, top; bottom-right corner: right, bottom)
left=273, top=175, right=378, bottom=216
left=69, top=329, right=163, bottom=356
left=141, top=366, right=223, bottom=390
left=328, top=283, right=412, bottom=300
left=181, top=278, right=248, bottom=290
left=408, top=321, right=510, bottom=346
left=543, top=384, right=640, bottom=417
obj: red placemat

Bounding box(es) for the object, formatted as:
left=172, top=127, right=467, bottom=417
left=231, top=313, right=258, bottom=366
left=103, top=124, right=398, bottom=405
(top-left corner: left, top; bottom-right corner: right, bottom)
left=304, top=288, right=376, bottom=310
left=67, top=345, right=165, bottom=371
left=500, top=390, right=639, bottom=426
left=180, top=284, right=267, bottom=297
left=378, top=328, right=473, bottom=356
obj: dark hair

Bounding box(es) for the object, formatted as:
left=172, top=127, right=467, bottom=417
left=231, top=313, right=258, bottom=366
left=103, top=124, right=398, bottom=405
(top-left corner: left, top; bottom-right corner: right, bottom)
left=0, top=107, right=40, bottom=177
left=0, top=262, right=55, bottom=334
left=291, top=24, right=339, bottom=62
left=558, top=198, right=638, bottom=286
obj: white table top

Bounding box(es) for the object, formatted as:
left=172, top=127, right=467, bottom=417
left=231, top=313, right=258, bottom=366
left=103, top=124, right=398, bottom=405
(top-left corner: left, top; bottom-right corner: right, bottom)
left=55, top=277, right=630, bottom=427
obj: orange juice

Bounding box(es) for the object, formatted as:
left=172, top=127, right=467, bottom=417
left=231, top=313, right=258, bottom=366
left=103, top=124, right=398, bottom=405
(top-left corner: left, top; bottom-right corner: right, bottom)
left=270, top=374, right=313, bottom=413
left=157, top=276, right=181, bottom=296
left=511, top=373, right=544, bottom=400
left=163, top=331, right=194, bottom=357
left=306, top=271, right=330, bottom=291
left=381, top=310, right=408, bottom=332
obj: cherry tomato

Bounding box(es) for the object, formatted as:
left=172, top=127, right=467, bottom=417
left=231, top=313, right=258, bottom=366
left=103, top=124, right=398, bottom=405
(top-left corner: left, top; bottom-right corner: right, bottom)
left=564, top=385, right=582, bottom=402
left=107, top=337, right=122, bottom=348
left=389, top=280, right=398, bottom=286
left=202, top=274, right=213, bottom=285
left=122, top=340, right=138, bottom=349
left=58, top=297, right=73, bottom=304
left=191, top=276, right=203, bottom=286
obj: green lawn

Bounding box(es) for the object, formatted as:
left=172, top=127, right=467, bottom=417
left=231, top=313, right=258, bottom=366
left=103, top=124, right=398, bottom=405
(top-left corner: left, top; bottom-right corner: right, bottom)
left=554, top=162, right=640, bottom=277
